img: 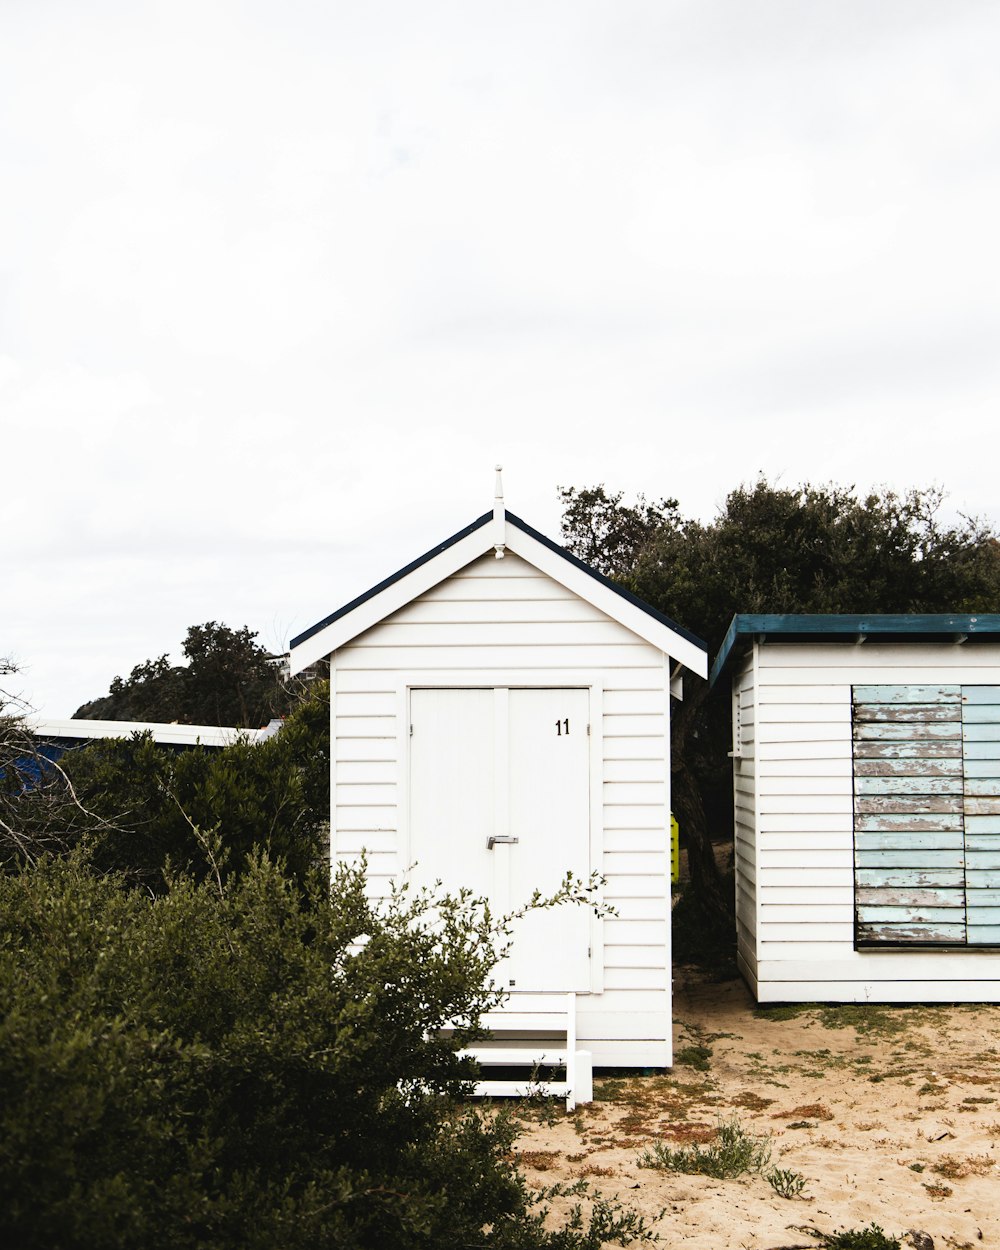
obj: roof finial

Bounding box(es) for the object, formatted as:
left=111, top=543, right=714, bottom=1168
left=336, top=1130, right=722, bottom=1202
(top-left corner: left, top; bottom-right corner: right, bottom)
left=492, top=464, right=505, bottom=559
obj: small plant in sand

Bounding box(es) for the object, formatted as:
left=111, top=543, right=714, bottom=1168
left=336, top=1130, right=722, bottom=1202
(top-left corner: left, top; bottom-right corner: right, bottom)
left=767, top=1166, right=807, bottom=1199
left=638, top=1116, right=772, bottom=1179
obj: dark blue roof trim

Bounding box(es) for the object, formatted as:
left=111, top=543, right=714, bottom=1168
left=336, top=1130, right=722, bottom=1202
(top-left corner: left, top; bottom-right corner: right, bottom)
left=289, top=512, right=492, bottom=650
left=290, top=508, right=709, bottom=657
left=710, top=613, right=1000, bottom=689
left=505, top=512, right=707, bottom=654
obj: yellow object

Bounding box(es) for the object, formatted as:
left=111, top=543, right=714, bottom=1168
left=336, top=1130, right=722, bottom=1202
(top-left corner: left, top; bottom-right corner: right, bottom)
left=670, top=813, right=680, bottom=884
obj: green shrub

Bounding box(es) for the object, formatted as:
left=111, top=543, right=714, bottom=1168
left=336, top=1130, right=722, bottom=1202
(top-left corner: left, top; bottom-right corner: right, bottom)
left=810, top=1225, right=901, bottom=1250
left=638, top=1117, right=772, bottom=1179
left=0, top=853, right=645, bottom=1250
left=767, top=1167, right=807, bottom=1199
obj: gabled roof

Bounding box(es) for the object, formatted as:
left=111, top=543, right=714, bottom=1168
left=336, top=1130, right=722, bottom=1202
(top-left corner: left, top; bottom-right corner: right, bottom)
left=289, top=508, right=708, bottom=677
left=709, top=612, right=1000, bottom=688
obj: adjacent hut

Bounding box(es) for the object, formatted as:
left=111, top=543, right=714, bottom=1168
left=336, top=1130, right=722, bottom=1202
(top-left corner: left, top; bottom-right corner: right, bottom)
left=288, top=474, right=707, bottom=1097
left=711, top=614, right=1000, bottom=1003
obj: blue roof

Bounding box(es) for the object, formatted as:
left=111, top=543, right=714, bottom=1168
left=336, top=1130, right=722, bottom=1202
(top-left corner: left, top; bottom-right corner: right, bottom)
left=709, top=613, right=1000, bottom=688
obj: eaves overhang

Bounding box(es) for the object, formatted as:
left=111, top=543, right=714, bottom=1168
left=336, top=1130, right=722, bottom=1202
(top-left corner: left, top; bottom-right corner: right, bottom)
left=709, top=612, right=1000, bottom=689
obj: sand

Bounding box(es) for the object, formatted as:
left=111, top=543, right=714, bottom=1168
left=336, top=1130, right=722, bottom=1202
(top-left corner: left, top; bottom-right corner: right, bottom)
left=513, top=967, right=1000, bottom=1249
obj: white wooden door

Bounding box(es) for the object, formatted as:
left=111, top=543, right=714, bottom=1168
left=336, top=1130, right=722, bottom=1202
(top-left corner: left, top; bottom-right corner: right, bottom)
left=409, top=687, right=592, bottom=992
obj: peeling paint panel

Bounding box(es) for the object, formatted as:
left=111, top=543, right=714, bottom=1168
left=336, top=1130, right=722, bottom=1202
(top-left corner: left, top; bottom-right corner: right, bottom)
left=962, top=686, right=1000, bottom=946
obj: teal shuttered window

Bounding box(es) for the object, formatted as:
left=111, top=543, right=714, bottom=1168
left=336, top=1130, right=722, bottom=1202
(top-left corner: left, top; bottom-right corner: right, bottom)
left=852, top=685, right=1000, bottom=947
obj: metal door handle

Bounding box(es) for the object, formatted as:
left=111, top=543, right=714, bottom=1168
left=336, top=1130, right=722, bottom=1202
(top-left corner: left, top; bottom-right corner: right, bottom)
left=487, top=836, right=519, bottom=849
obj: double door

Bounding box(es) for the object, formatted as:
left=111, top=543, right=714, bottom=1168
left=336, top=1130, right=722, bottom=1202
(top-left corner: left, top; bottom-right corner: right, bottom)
left=408, top=687, right=592, bottom=991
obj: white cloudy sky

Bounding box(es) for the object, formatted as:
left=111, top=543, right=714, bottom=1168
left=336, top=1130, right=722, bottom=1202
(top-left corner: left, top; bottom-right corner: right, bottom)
left=3, top=0, right=999, bottom=717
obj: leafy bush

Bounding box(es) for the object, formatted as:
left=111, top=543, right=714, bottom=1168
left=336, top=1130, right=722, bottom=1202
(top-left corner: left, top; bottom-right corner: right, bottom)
left=767, top=1167, right=807, bottom=1199
left=4, top=683, right=331, bottom=887
left=638, top=1117, right=772, bottom=1179
left=0, top=853, right=644, bottom=1250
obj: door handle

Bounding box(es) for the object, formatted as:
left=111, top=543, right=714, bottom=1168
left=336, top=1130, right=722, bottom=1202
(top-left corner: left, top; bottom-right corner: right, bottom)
left=487, top=836, right=519, bottom=849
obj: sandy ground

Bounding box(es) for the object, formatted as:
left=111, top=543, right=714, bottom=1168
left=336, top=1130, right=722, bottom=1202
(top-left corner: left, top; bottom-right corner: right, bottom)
left=514, top=967, right=1000, bottom=1249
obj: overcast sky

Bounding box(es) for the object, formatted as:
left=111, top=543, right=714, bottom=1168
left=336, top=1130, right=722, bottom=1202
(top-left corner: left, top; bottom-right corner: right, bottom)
left=4, top=0, right=1000, bottom=717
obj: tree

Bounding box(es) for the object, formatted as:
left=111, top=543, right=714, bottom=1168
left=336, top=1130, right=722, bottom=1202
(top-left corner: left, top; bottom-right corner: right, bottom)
left=3, top=683, right=331, bottom=890
left=75, top=622, right=298, bottom=728
left=560, top=480, right=1000, bottom=933
left=0, top=852, right=652, bottom=1250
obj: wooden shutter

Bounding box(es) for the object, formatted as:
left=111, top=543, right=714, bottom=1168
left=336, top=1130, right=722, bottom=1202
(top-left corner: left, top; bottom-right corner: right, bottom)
left=852, top=685, right=966, bottom=944
left=962, top=686, right=1000, bottom=945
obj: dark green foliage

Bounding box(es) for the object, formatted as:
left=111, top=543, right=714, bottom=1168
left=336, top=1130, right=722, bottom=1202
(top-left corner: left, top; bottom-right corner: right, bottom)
left=809, top=1225, right=901, bottom=1250
left=3, top=684, right=330, bottom=888
left=75, top=621, right=298, bottom=727
left=0, top=853, right=651, bottom=1250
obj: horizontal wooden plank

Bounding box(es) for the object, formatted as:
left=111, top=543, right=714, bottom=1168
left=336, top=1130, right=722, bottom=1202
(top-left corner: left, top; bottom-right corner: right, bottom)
left=855, top=849, right=965, bottom=870
left=854, top=758, right=963, bottom=777
left=603, top=714, right=667, bottom=738
left=334, top=735, right=397, bottom=758
left=855, top=830, right=964, bottom=851
left=760, top=813, right=852, bottom=832
left=967, top=925, right=1000, bottom=945
left=964, top=722, right=1000, bottom=742
left=758, top=739, right=852, bottom=760
left=965, top=815, right=1000, bottom=834
left=394, top=596, right=605, bottom=624
left=855, top=885, right=965, bottom=906
left=966, top=797, right=1000, bottom=815
left=962, top=685, right=1000, bottom=704
left=336, top=761, right=394, bottom=784
left=856, top=904, right=964, bottom=922
left=854, top=685, right=961, bottom=704
left=757, top=684, right=848, bottom=704
left=422, top=576, right=568, bottom=601
left=759, top=867, right=853, bottom=886
left=603, top=805, right=667, bottom=830
left=760, top=849, right=851, bottom=869
left=856, top=922, right=966, bottom=943
left=603, top=737, right=666, bottom=761
left=966, top=833, right=1000, bottom=851
left=967, top=887, right=1000, bottom=905
left=360, top=619, right=639, bottom=647
left=335, top=806, right=398, bottom=829
left=852, top=740, right=963, bottom=759
left=854, top=703, right=961, bottom=723
left=757, top=922, right=854, bottom=942
left=760, top=795, right=852, bottom=814
left=853, top=722, right=962, bottom=741
left=855, top=813, right=963, bottom=831
left=855, top=795, right=962, bottom=814
left=967, top=873, right=1000, bottom=894
left=339, top=644, right=661, bottom=670
left=964, top=759, right=1000, bottom=778
left=961, top=703, right=1000, bottom=723
left=963, top=741, right=1000, bottom=760
left=761, top=886, right=852, bottom=904
left=966, top=778, right=1000, bottom=796
left=855, top=867, right=966, bottom=888
left=758, top=775, right=851, bottom=796
left=603, top=759, right=665, bottom=784
left=758, top=704, right=849, bottom=723
left=856, top=776, right=963, bottom=796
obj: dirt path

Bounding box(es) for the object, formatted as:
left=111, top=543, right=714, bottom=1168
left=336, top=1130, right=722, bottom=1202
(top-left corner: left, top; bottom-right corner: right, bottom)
left=515, top=969, right=1000, bottom=1248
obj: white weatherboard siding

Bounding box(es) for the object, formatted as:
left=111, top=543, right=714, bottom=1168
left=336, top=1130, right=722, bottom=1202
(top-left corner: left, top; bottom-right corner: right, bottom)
left=746, top=641, right=1000, bottom=1002
left=331, top=551, right=674, bottom=1065
left=733, top=652, right=759, bottom=993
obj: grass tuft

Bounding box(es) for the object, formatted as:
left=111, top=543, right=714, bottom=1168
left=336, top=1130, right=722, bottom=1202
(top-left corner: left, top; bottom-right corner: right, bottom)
left=638, top=1116, right=772, bottom=1179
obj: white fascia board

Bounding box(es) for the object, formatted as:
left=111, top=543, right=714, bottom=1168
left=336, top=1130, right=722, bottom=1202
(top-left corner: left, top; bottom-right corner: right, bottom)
left=505, top=522, right=708, bottom=678
left=29, top=718, right=262, bottom=747
left=288, top=525, right=494, bottom=673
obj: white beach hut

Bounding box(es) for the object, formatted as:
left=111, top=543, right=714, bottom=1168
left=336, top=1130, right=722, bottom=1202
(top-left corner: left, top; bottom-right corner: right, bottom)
left=288, top=474, right=708, bottom=1100
left=711, top=614, right=1000, bottom=1004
